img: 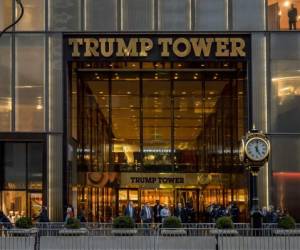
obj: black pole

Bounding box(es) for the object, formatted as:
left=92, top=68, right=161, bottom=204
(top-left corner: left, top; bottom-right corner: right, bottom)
left=250, top=168, right=262, bottom=229
left=251, top=171, right=259, bottom=211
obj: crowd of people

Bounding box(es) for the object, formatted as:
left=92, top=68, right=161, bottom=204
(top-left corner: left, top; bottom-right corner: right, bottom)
left=124, top=200, right=196, bottom=223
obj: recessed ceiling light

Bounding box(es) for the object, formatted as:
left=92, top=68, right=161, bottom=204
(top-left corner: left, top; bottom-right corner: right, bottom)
left=181, top=91, right=186, bottom=95
left=127, top=91, right=131, bottom=95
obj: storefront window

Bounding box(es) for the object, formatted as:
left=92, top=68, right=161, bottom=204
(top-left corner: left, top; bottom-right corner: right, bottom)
left=2, top=191, right=26, bottom=223
left=15, top=35, right=45, bottom=132
left=270, top=33, right=300, bottom=133
left=268, top=0, right=300, bottom=30
left=0, top=35, right=11, bottom=131
left=0, top=141, right=45, bottom=219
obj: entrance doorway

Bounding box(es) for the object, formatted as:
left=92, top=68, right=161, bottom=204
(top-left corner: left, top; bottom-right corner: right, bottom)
left=68, top=60, right=249, bottom=222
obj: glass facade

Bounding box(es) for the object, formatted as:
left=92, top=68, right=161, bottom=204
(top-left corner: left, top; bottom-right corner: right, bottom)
left=0, top=0, right=299, bottom=221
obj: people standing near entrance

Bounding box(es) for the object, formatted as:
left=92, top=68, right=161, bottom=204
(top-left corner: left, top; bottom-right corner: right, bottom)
left=160, top=204, right=171, bottom=223
left=38, top=206, right=50, bottom=223
left=288, top=4, right=298, bottom=30
left=124, top=201, right=136, bottom=221
left=65, top=204, right=74, bottom=222
left=153, top=200, right=162, bottom=223
left=174, top=202, right=187, bottom=223
left=141, top=202, right=153, bottom=224
left=185, top=202, right=196, bottom=223
left=0, top=211, right=12, bottom=229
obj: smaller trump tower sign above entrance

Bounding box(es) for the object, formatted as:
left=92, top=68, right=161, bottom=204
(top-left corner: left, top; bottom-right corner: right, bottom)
left=65, top=34, right=250, bottom=62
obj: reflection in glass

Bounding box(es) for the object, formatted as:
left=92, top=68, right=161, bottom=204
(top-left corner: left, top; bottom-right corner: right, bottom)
left=16, top=0, right=45, bottom=31
left=15, top=35, right=45, bottom=131
left=0, top=0, right=12, bottom=30
left=28, top=143, right=43, bottom=190
left=2, top=191, right=26, bottom=222
left=0, top=35, right=11, bottom=131
left=268, top=0, right=300, bottom=30
left=112, top=72, right=141, bottom=171
left=4, top=143, right=26, bottom=189
left=143, top=76, right=172, bottom=170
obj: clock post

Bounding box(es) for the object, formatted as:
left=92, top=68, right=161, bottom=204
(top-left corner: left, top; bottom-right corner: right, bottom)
left=239, top=126, right=271, bottom=227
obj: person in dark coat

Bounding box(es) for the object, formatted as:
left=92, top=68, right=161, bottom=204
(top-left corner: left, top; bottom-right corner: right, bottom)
left=288, top=4, right=298, bottom=30
left=153, top=200, right=162, bottom=223
left=124, top=201, right=136, bottom=221
left=0, top=211, right=12, bottom=229
left=174, top=202, right=187, bottom=223
left=77, top=208, right=87, bottom=222
left=38, top=206, right=50, bottom=223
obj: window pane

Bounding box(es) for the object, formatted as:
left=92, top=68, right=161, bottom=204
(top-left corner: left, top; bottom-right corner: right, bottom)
left=268, top=0, right=300, bottom=30
left=4, top=143, right=26, bottom=189
left=271, top=135, right=300, bottom=221
left=2, top=191, right=26, bottom=221
left=28, top=143, right=43, bottom=190
left=16, top=35, right=45, bottom=131
left=16, top=0, right=45, bottom=31
left=111, top=72, right=141, bottom=171
left=0, top=35, right=11, bottom=131
left=49, top=0, right=81, bottom=31
left=158, top=0, right=191, bottom=30
left=123, top=0, right=154, bottom=30
left=85, top=0, right=117, bottom=31
left=270, top=33, right=300, bottom=133
left=195, top=0, right=227, bottom=30
left=0, top=0, right=12, bottom=30
left=143, top=74, right=172, bottom=171
left=232, top=0, right=265, bottom=30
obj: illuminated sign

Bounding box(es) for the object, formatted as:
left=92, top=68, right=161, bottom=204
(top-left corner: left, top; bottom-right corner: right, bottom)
left=66, top=35, right=249, bottom=61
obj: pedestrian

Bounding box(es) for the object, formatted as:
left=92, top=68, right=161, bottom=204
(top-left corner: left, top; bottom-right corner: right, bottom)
left=65, top=204, right=74, bottom=222
left=174, top=202, right=187, bottom=223
left=153, top=200, right=162, bottom=223
left=77, top=207, right=87, bottom=222
left=160, top=204, right=171, bottom=223
left=38, top=206, right=50, bottom=222
left=0, top=211, right=12, bottom=229
left=288, top=4, right=298, bottom=30
left=124, top=201, right=136, bottom=221
left=141, top=202, right=153, bottom=235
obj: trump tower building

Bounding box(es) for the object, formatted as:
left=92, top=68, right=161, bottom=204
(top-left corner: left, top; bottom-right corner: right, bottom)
left=0, top=0, right=300, bottom=222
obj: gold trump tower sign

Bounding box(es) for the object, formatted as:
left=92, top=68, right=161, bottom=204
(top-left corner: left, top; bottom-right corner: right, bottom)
left=66, top=35, right=248, bottom=60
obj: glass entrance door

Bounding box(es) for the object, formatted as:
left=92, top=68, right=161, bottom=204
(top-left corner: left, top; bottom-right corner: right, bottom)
left=176, top=189, right=199, bottom=222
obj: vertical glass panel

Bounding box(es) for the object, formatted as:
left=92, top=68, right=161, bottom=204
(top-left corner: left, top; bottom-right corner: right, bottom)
left=271, top=135, right=300, bottom=221
left=15, top=35, right=45, bottom=131
left=270, top=33, right=300, bottom=133
left=4, top=143, right=26, bottom=189
left=232, top=0, right=265, bottom=30
left=123, top=0, right=154, bottom=30
left=0, top=0, right=12, bottom=30
left=268, top=0, right=300, bottom=30
left=112, top=72, right=141, bottom=171
left=49, top=0, right=81, bottom=31
left=174, top=74, right=202, bottom=172
left=85, top=0, right=117, bottom=31
left=143, top=73, right=172, bottom=171
left=16, top=0, right=45, bottom=31
left=0, top=35, right=12, bottom=131
left=2, top=191, right=26, bottom=221
left=28, top=143, right=43, bottom=190
left=195, top=0, right=227, bottom=30
left=158, top=0, right=191, bottom=31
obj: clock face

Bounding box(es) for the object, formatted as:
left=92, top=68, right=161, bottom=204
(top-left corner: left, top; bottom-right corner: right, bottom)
left=245, top=137, right=269, bottom=161
left=239, top=139, right=245, bottom=162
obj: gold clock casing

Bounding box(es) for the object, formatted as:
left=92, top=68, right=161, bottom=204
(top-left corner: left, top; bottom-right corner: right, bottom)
left=244, top=136, right=270, bottom=162
left=239, top=138, right=245, bottom=162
